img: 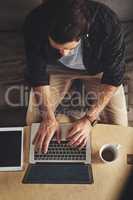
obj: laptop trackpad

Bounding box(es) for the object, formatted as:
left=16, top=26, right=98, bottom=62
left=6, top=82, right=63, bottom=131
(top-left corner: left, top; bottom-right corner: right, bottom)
left=22, top=163, right=93, bottom=184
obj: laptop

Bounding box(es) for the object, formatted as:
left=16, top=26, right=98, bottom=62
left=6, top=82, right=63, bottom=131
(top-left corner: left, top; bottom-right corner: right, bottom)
left=0, top=127, right=23, bottom=171
left=23, top=123, right=93, bottom=184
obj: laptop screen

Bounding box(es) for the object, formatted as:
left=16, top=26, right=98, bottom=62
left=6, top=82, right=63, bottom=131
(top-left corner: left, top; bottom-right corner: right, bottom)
left=0, top=130, right=23, bottom=168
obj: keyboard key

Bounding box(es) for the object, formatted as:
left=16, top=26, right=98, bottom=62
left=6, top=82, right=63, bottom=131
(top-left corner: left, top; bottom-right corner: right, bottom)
left=34, top=140, right=87, bottom=161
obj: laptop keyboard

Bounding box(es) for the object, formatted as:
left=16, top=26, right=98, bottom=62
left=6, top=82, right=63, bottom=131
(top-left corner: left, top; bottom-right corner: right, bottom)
left=34, top=140, right=86, bottom=161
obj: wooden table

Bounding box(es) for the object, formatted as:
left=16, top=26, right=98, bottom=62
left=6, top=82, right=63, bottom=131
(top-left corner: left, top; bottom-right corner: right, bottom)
left=0, top=124, right=133, bottom=200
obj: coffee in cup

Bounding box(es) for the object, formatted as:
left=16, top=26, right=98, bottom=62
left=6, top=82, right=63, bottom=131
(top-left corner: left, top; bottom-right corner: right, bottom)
left=99, top=144, right=121, bottom=163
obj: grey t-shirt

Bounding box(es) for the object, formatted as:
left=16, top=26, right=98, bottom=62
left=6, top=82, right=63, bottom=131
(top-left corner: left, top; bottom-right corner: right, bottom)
left=58, top=40, right=86, bottom=70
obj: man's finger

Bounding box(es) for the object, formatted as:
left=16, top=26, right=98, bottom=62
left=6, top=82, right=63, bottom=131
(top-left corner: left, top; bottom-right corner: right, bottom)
left=72, top=135, right=85, bottom=148
left=32, top=123, right=45, bottom=145
left=78, top=138, right=87, bottom=150
left=33, top=125, right=47, bottom=151
left=56, top=126, right=61, bottom=144
left=32, top=130, right=40, bottom=145
left=67, top=126, right=79, bottom=138
left=67, top=131, right=82, bottom=146
left=36, top=130, right=47, bottom=152
left=43, top=130, right=55, bottom=153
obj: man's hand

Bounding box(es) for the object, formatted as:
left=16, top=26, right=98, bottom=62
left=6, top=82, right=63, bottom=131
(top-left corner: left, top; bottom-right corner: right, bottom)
left=32, top=117, right=61, bottom=153
left=66, top=116, right=92, bottom=150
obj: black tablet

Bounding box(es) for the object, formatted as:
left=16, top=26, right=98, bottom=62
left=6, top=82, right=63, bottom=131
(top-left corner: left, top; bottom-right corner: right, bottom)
left=0, top=127, right=23, bottom=171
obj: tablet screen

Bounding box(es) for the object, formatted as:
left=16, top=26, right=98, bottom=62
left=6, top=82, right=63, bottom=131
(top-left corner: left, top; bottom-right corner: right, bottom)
left=0, top=130, right=22, bottom=168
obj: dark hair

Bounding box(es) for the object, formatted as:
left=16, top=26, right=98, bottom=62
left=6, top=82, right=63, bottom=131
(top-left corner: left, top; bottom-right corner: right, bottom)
left=47, top=0, right=90, bottom=44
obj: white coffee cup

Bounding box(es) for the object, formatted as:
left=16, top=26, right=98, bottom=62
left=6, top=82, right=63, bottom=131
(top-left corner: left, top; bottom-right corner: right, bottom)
left=99, top=144, right=121, bottom=163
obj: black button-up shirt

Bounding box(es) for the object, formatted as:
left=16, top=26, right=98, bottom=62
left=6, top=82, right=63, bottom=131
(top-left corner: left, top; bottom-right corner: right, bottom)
left=23, top=1, right=125, bottom=87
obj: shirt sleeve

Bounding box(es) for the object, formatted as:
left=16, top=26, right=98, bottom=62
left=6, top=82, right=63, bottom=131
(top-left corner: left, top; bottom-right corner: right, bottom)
left=23, top=11, right=49, bottom=87
left=101, top=12, right=126, bottom=87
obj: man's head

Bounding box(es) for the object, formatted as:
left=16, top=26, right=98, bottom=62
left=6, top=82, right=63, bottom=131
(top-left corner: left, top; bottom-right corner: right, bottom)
left=48, top=36, right=81, bottom=56
left=47, top=0, right=89, bottom=56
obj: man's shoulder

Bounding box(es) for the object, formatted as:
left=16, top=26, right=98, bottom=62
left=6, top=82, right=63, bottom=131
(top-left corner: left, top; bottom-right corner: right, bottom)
left=89, top=1, right=119, bottom=20
left=88, top=1, right=120, bottom=36
left=24, top=3, right=49, bottom=33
